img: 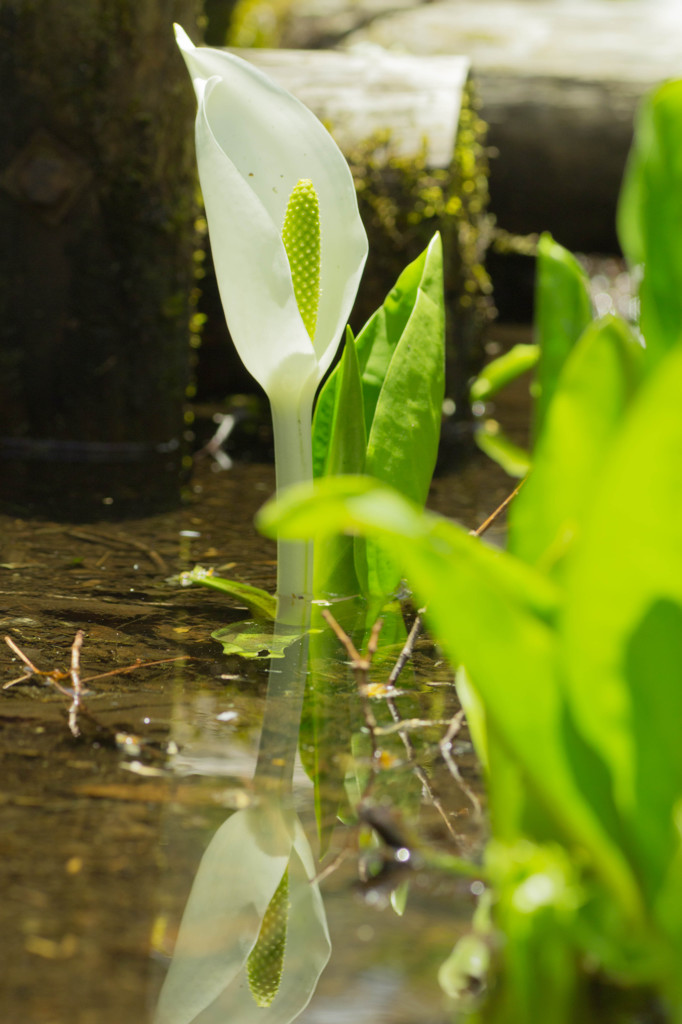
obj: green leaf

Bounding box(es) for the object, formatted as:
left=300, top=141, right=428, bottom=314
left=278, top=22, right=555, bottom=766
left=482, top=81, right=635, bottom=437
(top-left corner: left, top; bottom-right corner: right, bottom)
left=625, top=600, right=682, bottom=904
left=312, top=234, right=445, bottom=597
left=617, top=80, right=682, bottom=370
left=313, top=327, right=366, bottom=595
left=362, top=232, right=445, bottom=594
left=324, top=326, right=366, bottom=477
left=391, top=880, right=410, bottom=917
left=312, top=239, right=428, bottom=478
left=474, top=420, right=530, bottom=479
left=176, top=566, right=277, bottom=619
left=212, top=619, right=316, bottom=658
left=534, top=233, right=593, bottom=438
left=560, top=343, right=682, bottom=905
left=470, top=344, right=539, bottom=402
left=508, top=316, right=644, bottom=574
left=354, top=239, right=432, bottom=437
left=483, top=841, right=586, bottom=1024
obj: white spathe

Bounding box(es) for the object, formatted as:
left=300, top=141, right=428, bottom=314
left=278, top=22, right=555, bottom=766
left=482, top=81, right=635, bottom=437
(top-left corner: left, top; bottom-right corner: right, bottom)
left=174, top=25, right=368, bottom=412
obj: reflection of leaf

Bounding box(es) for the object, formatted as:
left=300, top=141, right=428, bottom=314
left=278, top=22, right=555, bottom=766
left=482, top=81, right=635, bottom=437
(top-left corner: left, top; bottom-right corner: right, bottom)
left=212, top=620, right=319, bottom=659
left=303, top=627, right=359, bottom=852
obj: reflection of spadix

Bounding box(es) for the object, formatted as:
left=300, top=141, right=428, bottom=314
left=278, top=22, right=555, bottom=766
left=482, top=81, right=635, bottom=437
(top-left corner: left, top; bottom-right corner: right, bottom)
left=154, top=801, right=330, bottom=1024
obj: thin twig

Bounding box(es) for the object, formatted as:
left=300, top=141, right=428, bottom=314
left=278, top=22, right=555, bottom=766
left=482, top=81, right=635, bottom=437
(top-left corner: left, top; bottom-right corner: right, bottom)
left=321, top=608, right=364, bottom=665
left=384, top=688, right=463, bottom=845
left=470, top=477, right=525, bottom=539
left=439, top=710, right=483, bottom=822
left=373, top=718, right=452, bottom=736
left=387, top=610, right=424, bottom=686
left=3, top=634, right=191, bottom=744
left=321, top=608, right=381, bottom=767
left=313, top=844, right=355, bottom=885
left=80, top=656, right=190, bottom=685
left=67, top=629, right=85, bottom=737
left=3, top=635, right=40, bottom=685
left=323, top=610, right=463, bottom=847
left=66, top=528, right=168, bottom=573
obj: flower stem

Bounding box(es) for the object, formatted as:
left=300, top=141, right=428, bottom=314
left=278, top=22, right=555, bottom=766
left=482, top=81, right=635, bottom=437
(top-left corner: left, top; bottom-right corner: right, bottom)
left=270, top=390, right=315, bottom=621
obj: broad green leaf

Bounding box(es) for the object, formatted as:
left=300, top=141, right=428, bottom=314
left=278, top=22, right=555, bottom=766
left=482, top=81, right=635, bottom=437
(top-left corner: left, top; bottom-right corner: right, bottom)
left=177, top=566, right=277, bottom=619
left=324, top=327, right=366, bottom=477
left=212, top=619, right=318, bottom=658
left=470, top=344, right=539, bottom=402
left=533, top=233, right=593, bottom=438
left=312, top=239, right=428, bottom=476
left=354, top=239, right=432, bottom=435
left=482, top=841, right=585, bottom=1024
left=258, top=477, right=643, bottom=919
left=654, top=801, right=682, bottom=964
left=625, top=600, right=682, bottom=904
left=560, top=344, right=682, bottom=902
left=617, top=80, right=682, bottom=370
left=362, top=232, right=445, bottom=594
left=474, top=420, right=530, bottom=479
left=314, top=327, right=366, bottom=595
left=508, top=316, right=644, bottom=574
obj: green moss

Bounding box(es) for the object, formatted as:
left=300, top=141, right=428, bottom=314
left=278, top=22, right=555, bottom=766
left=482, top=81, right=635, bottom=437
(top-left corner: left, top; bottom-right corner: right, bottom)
left=347, top=80, right=496, bottom=412
left=227, top=0, right=294, bottom=47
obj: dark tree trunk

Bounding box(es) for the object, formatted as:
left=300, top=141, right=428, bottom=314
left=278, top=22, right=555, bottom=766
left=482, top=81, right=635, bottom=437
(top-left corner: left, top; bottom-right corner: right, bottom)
left=0, top=0, right=201, bottom=516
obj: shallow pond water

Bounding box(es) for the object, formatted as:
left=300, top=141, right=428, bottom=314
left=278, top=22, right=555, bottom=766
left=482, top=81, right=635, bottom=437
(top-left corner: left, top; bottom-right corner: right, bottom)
left=0, top=351, right=528, bottom=1024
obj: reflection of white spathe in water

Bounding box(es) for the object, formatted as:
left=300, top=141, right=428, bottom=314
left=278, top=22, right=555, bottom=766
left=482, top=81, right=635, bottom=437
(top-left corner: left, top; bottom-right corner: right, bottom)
left=155, top=603, right=328, bottom=1024
left=154, top=801, right=330, bottom=1024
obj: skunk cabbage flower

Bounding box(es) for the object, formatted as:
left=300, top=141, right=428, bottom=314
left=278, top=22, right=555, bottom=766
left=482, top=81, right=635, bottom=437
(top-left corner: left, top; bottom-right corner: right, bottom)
left=175, top=26, right=367, bottom=452
left=154, top=801, right=330, bottom=1024
left=175, top=25, right=367, bottom=603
